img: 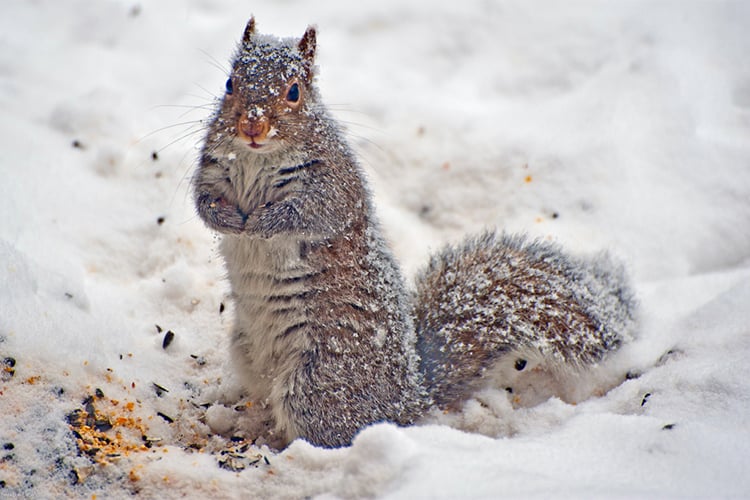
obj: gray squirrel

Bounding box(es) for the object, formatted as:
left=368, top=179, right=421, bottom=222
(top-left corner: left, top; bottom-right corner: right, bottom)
left=192, top=18, right=637, bottom=448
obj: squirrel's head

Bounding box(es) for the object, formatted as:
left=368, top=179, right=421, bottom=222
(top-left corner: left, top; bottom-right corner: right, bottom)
left=216, top=17, right=319, bottom=155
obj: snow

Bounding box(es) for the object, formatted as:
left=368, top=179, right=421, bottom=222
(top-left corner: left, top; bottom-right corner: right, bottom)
left=1, top=0, right=749, bottom=498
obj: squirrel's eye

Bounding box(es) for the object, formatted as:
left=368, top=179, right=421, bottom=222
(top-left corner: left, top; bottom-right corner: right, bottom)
left=225, top=78, right=233, bottom=95
left=286, top=82, right=300, bottom=103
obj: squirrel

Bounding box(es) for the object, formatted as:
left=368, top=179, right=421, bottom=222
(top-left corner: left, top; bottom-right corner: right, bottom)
left=191, top=18, right=637, bottom=449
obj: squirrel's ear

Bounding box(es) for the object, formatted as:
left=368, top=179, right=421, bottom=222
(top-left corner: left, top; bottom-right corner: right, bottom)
left=298, top=25, right=316, bottom=62
left=298, top=26, right=316, bottom=82
left=242, top=17, right=256, bottom=44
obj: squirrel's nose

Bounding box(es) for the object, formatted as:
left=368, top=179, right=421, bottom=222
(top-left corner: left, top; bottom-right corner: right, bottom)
left=237, top=115, right=270, bottom=142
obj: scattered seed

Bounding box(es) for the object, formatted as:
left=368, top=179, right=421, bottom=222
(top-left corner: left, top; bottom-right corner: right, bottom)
left=218, top=457, right=245, bottom=472
left=190, top=354, right=206, bottom=366
left=625, top=371, right=641, bottom=380
left=162, top=331, right=175, bottom=349
left=94, top=419, right=113, bottom=432
left=157, top=412, right=174, bottom=423
left=153, top=383, right=169, bottom=397
left=2, top=357, right=16, bottom=380
left=67, top=409, right=84, bottom=427
left=514, top=359, right=527, bottom=371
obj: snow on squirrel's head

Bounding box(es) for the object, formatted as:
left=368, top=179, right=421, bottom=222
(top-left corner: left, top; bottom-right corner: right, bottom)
left=218, top=17, right=319, bottom=154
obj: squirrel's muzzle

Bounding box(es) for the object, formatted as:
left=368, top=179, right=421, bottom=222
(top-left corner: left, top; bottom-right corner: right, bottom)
left=238, top=115, right=270, bottom=145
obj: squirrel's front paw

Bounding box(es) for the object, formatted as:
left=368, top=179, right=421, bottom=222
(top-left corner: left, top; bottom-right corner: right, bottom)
left=196, top=192, right=247, bottom=234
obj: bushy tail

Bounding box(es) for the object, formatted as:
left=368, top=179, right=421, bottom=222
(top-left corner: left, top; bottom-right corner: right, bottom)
left=414, top=232, right=637, bottom=408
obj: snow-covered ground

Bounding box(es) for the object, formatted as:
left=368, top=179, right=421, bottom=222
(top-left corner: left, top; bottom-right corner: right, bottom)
left=2, top=0, right=750, bottom=498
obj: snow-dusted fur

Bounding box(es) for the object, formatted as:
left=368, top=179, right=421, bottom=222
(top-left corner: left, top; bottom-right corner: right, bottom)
left=415, top=233, right=637, bottom=408
left=193, top=19, right=427, bottom=448
left=192, top=19, right=637, bottom=448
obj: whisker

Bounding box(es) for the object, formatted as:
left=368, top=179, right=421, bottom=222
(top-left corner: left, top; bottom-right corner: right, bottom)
left=198, top=48, right=230, bottom=76
left=136, top=120, right=205, bottom=143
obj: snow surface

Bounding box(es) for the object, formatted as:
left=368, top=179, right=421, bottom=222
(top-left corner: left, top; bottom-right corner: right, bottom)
left=2, top=0, right=750, bottom=498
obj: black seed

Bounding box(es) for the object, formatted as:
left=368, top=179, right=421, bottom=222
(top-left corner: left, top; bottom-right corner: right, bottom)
left=95, top=388, right=104, bottom=399
left=153, top=383, right=169, bottom=397
left=67, top=410, right=84, bottom=427
left=162, top=331, right=175, bottom=349
left=662, top=423, right=676, bottom=430
left=641, top=393, right=652, bottom=406
left=230, top=435, right=244, bottom=442
left=2, top=443, right=13, bottom=450
left=69, top=468, right=80, bottom=485
left=94, top=419, right=113, bottom=432
left=190, top=354, right=206, bottom=366
left=151, top=151, right=159, bottom=161
left=219, top=302, right=225, bottom=314
left=625, top=371, right=641, bottom=380
left=157, top=216, right=165, bottom=225
left=514, top=359, right=527, bottom=371
left=505, top=387, right=513, bottom=393
left=72, top=139, right=83, bottom=149
left=155, top=324, right=163, bottom=333
left=263, top=456, right=270, bottom=465
left=64, top=292, right=74, bottom=299
left=157, top=412, right=174, bottom=423
left=552, top=212, right=559, bottom=219
left=1, top=480, right=6, bottom=488
left=3, top=357, right=15, bottom=368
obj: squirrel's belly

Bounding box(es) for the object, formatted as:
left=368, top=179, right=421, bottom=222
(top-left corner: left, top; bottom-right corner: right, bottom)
left=222, top=235, right=316, bottom=404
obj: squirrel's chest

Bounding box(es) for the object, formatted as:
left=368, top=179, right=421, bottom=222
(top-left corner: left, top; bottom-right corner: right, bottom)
left=222, top=234, right=317, bottom=341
